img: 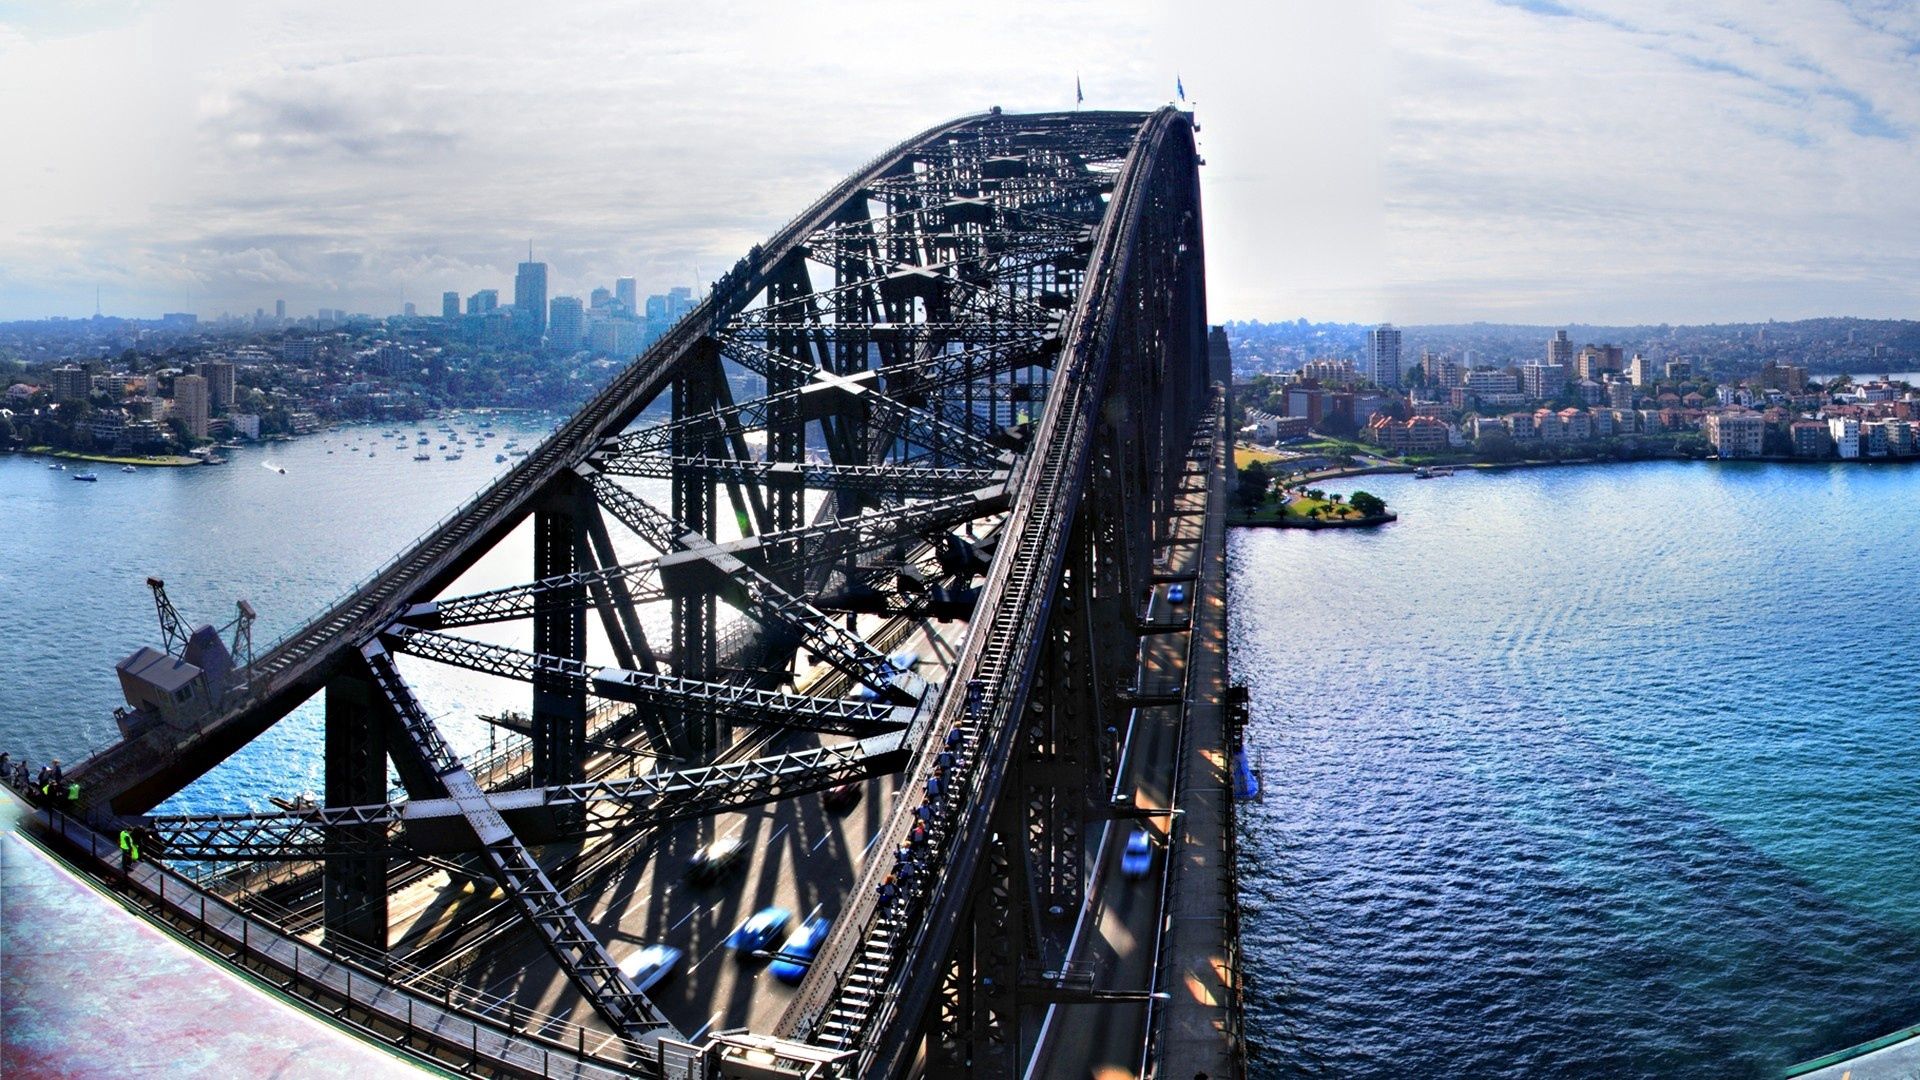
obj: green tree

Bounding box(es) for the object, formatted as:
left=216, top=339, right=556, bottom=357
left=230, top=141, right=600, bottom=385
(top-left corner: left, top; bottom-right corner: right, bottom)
left=1236, top=461, right=1271, bottom=508
left=1349, top=490, right=1387, bottom=517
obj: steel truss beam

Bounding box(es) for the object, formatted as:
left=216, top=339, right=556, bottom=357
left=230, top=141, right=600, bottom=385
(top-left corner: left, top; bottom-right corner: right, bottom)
left=384, top=626, right=910, bottom=733
left=141, top=723, right=916, bottom=863
left=357, top=642, right=677, bottom=1042
left=596, top=454, right=1007, bottom=498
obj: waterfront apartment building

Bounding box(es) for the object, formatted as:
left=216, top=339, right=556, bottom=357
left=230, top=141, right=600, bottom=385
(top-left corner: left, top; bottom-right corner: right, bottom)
left=172, top=373, right=209, bottom=440
left=1366, top=324, right=1402, bottom=389
left=1790, top=420, right=1831, bottom=458
left=1704, top=411, right=1764, bottom=458
left=1828, top=416, right=1861, bottom=458
left=50, top=364, right=92, bottom=400
left=1521, top=363, right=1565, bottom=399
left=1365, top=414, right=1450, bottom=454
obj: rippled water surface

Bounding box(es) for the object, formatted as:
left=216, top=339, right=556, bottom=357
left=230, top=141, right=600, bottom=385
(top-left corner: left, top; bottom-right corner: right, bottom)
left=1231, top=460, right=1920, bottom=1077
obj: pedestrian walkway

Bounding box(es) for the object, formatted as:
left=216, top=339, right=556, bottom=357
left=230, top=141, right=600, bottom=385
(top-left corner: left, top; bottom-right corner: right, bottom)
left=0, top=787, right=432, bottom=1078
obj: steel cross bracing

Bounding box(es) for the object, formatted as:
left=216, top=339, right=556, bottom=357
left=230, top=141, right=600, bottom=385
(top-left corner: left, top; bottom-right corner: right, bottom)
left=773, top=108, right=1204, bottom=1072
left=357, top=641, right=677, bottom=1042
left=141, top=722, right=916, bottom=863
left=64, top=107, right=1198, bottom=1079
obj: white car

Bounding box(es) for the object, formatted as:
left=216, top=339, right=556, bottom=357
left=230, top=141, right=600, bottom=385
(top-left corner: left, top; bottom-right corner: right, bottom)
left=617, top=943, right=684, bottom=993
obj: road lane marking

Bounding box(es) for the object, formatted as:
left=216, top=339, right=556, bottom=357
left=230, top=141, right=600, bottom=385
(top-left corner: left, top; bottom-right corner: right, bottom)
left=689, top=1011, right=723, bottom=1041
left=671, top=906, right=701, bottom=932
left=810, top=831, right=832, bottom=854
left=769, top=823, right=790, bottom=843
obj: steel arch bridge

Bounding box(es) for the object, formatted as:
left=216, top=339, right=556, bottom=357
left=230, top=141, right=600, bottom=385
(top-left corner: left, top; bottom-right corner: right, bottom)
left=67, top=105, right=1223, bottom=1078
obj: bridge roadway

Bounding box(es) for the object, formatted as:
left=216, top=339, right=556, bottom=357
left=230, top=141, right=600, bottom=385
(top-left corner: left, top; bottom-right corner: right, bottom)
left=389, top=611, right=974, bottom=1044
left=1026, top=392, right=1229, bottom=1079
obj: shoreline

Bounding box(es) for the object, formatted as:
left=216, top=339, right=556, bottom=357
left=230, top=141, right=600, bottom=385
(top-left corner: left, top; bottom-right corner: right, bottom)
left=1229, top=510, right=1396, bottom=530
left=18, top=446, right=202, bottom=468
left=1275, top=450, right=1920, bottom=485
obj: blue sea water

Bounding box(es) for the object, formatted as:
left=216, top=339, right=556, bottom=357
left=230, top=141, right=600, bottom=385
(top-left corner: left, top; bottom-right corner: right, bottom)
left=1231, top=459, right=1920, bottom=1077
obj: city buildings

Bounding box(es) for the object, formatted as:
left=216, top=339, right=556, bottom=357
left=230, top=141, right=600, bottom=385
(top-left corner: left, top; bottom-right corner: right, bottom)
left=198, top=359, right=235, bottom=411
left=616, top=277, right=637, bottom=316
left=1704, top=410, right=1764, bottom=458
left=1828, top=416, right=1861, bottom=458
left=173, top=373, right=209, bottom=440
left=442, top=292, right=460, bottom=320
left=1366, top=324, right=1402, bottom=389
left=549, top=296, right=585, bottom=353
left=1548, top=329, right=1573, bottom=370
left=467, top=289, right=499, bottom=315
left=1520, top=363, right=1565, bottom=398
left=514, top=257, right=548, bottom=344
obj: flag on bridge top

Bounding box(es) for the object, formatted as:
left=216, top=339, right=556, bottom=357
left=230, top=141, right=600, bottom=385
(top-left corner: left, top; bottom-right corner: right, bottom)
left=1076, top=74, right=1083, bottom=106
left=1177, top=75, right=1186, bottom=102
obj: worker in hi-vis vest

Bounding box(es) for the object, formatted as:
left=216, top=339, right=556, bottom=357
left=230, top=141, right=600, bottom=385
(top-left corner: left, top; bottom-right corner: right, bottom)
left=118, top=828, right=141, bottom=871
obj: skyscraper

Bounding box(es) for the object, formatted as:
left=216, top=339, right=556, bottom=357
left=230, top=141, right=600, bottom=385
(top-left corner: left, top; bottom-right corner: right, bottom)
left=443, top=291, right=460, bottom=320
left=548, top=296, right=584, bottom=352
left=468, top=289, right=498, bottom=315
left=173, top=374, right=209, bottom=440
left=1366, top=324, right=1403, bottom=389
left=514, top=250, right=548, bottom=345
left=274, top=299, right=286, bottom=320
left=615, top=277, right=637, bottom=316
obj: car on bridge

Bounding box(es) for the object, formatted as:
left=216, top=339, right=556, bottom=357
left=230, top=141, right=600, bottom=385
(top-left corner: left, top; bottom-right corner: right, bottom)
left=729, top=906, right=793, bottom=956
left=688, top=834, right=746, bottom=884
left=822, top=781, right=862, bottom=812
left=1121, top=827, right=1157, bottom=879
left=617, top=943, right=684, bottom=994
left=769, top=916, right=832, bottom=984
left=1167, top=582, right=1188, bottom=604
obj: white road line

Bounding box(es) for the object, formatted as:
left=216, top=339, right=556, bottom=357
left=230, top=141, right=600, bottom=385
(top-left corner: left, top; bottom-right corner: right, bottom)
left=671, top=906, right=701, bottom=932
left=769, top=823, right=790, bottom=843
left=688, top=1010, right=723, bottom=1042
left=810, top=831, right=832, bottom=854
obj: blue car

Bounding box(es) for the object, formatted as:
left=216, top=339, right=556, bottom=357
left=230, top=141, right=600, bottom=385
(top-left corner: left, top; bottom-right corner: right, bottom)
left=728, top=906, right=792, bottom=955
left=1167, top=583, right=1188, bottom=604
left=1121, top=827, right=1155, bottom=879
left=769, top=916, right=832, bottom=984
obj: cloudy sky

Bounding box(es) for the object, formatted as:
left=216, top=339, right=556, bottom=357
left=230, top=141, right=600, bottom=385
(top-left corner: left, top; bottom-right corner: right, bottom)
left=1, top=0, right=1916, bottom=325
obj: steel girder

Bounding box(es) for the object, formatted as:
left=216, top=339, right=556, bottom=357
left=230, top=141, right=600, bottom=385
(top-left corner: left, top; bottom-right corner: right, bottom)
left=142, top=725, right=915, bottom=864
left=385, top=626, right=908, bottom=728
left=596, top=454, right=1007, bottom=497
left=358, top=642, right=677, bottom=1042
left=773, top=109, right=1203, bottom=1075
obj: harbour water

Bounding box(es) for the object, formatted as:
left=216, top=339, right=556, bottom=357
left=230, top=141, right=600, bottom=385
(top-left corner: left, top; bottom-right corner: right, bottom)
left=0, top=414, right=670, bottom=815
left=1232, top=459, right=1920, bottom=1077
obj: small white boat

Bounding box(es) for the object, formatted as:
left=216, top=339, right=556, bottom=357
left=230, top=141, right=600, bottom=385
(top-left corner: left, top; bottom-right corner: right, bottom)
left=72, top=471, right=98, bottom=482
left=121, top=465, right=136, bottom=473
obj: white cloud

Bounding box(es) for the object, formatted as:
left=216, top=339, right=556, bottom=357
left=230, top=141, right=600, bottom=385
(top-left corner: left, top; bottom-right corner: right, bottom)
left=0, top=0, right=1914, bottom=324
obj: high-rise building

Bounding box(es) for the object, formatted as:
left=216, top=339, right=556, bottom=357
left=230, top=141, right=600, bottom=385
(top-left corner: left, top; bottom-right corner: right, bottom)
left=668, top=286, right=696, bottom=318
left=173, top=374, right=209, bottom=440
left=274, top=299, right=286, bottom=320
left=1520, top=363, right=1566, bottom=398
left=645, top=294, right=669, bottom=320
left=515, top=256, right=549, bottom=344
left=51, top=364, right=93, bottom=400
left=615, top=277, right=637, bottom=316
left=549, top=296, right=584, bottom=352
left=590, top=287, right=613, bottom=311
left=198, top=360, right=235, bottom=412
left=1207, top=325, right=1231, bottom=382
left=403, top=302, right=417, bottom=318
left=1365, top=324, right=1402, bottom=389
left=443, top=292, right=460, bottom=320
left=468, top=289, right=499, bottom=315
left=1548, top=329, right=1573, bottom=370
left=1627, top=353, right=1655, bottom=387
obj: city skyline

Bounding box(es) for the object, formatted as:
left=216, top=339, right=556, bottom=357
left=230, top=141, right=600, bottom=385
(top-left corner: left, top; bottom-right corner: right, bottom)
left=2, top=1, right=1917, bottom=326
